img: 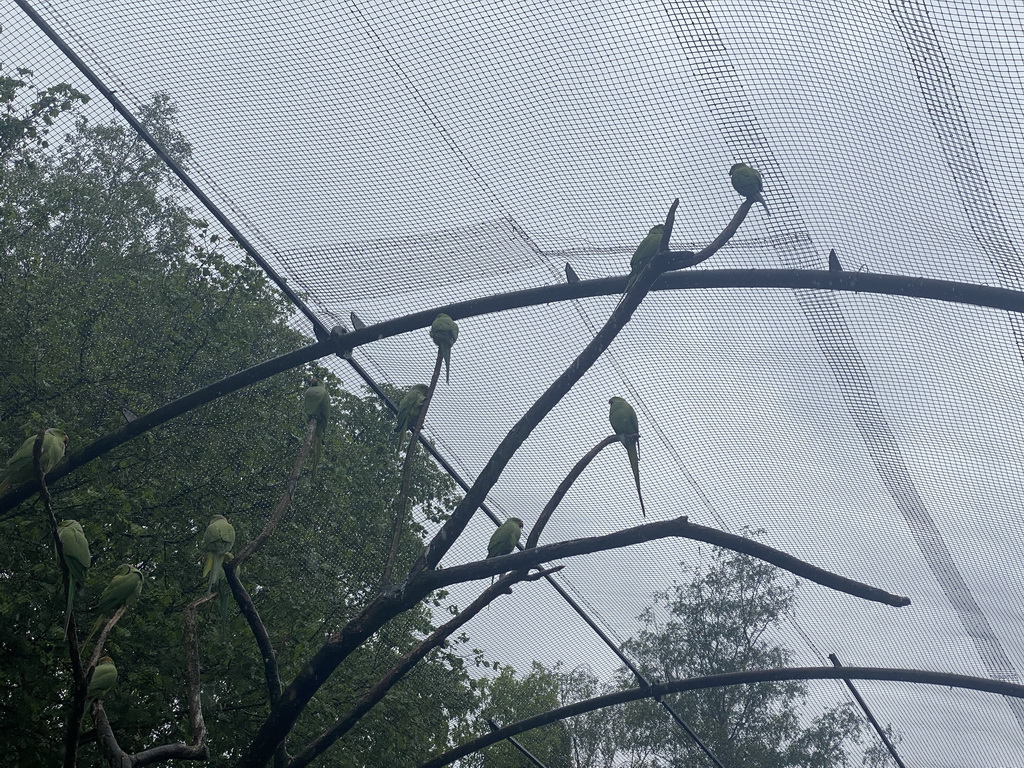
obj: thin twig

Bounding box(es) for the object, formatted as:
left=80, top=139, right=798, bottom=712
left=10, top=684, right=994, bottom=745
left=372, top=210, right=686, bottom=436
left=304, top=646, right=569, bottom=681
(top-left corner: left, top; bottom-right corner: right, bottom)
left=290, top=566, right=562, bottom=767
left=419, top=665, right=1024, bottom=768
left=35, top=431, right=87, bottom=768
left=87, top=604, right=128, bottom=671
left=382, top=353, right=443, bottom=585
left=233, top=418, right=318, bottom=567
left=526, top=435, right=618, bottom=549
left=183, top=594, right=214, bottom=755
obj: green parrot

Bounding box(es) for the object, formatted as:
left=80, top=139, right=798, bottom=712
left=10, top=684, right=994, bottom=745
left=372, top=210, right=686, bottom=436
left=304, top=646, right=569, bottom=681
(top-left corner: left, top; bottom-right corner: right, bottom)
left=202, top=515, right=236, bottom=594
left=624, top=225, right=665, bottom=293
left=303, top=380, right=331, bottom=481
left=394, top=384, right=429, bottom=451
left=487, top=517, right=524, bottom=582
left=729, top=163, right=769, bottom=213
left=57, top=520, right=91, bottom=639
left=0, top=428, right=69, bottom=495
left=86, top=656, right=118, bottom=704
left=85, top=564, right=143, bottom=647
left=429, top=313, right=460, bottom=384
left=608, top=397, right=647, bottom=517
left=95, top=564, right=143, bottom=614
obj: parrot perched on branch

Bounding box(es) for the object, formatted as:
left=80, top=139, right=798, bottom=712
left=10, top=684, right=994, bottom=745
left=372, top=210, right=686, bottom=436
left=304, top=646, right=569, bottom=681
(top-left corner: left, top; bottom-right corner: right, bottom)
left=202, top=515, right=236, bottom=595
left=429, top=314, right=460, bottom=384
left=625, top=225, right=665, bottom=293
left=487, top=517, right=524, bottom=582
left=303, top=381, right=331, bottom=481
left=729, top=163, right=769, bottom=213
left=86, top=656, right=118, bottom=704
left=394, top=384, right=429, bottom=452
left=0, top=428, right=69, bottom=495
left=85, top=564, right=143, bottom=647
left=95, top=564, right=143, bottom=615
left=609, top=397, right=647, bottom=518
left=57, top=520, right=91, bottom=638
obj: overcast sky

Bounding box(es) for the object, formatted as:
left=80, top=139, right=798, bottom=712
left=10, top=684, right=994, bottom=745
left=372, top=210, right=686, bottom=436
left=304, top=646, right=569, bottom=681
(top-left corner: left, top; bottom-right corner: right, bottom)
left=6, top=0, right=1024, bottom=764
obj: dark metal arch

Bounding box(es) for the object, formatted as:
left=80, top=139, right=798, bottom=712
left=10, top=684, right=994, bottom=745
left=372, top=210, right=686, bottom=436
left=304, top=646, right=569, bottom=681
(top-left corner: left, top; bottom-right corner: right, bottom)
left=2, top=268, right=1022, bottom=519
left=420, top=665, right=1024, bottom=768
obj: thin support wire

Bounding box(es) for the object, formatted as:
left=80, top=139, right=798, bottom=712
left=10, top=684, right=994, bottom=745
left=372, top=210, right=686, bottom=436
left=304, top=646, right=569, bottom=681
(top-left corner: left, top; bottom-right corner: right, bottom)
left=829, top=654, right=909, bottom=768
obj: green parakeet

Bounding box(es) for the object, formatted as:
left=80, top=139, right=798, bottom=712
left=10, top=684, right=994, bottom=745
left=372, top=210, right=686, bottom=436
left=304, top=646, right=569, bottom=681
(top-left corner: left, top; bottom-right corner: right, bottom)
left=95, top=564, right=143, bottom=615
left=608, top=397, right=647, bottom=518
left=0, top=428, right=69, bottom=495
left=729, top=163, right=769, bottom=212
left=394, top=384, right=429, bottom=451
left=625, top=225, right=665, bottom=293
left=487, top=517, right=524, bottom=582
left=202, top=515, right=236, bottom=594
left=429, top=313, right=459, bottom=384
left=303, top=381, right=331, bottom=481
left=85, top=564, right=143, bottom=647
left=57, top=520, right=91, bottom=639
left=86, top=656, right=118, bottom=704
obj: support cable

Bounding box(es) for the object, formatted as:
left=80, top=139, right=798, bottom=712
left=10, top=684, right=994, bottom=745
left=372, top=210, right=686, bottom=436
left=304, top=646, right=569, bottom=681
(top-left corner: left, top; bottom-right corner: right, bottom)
left=829, top=654, right=910, bottom=768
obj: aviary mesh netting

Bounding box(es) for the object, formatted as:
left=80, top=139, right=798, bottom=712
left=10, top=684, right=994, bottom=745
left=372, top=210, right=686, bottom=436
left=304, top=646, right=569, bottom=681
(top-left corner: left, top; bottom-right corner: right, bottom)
left=5, top=0, right=1024, bottom=765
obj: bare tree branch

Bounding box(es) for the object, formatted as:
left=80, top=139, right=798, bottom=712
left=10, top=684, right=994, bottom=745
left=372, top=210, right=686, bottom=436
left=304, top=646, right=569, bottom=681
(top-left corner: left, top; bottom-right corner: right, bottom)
left=233, top=417, right=317, bottom=567
left=382, top=353, right=443, bottom=585
left=92, top=703, right=131, bottom=768
left=525, top=435, right=618, bottom=549
left=419, top=666, right=1024, bottom=768
left=108, top=596, right=217, bottom=765
left=87, top=605, right=128, bottom=671
left=35, top=431, right=88, bottom=768
left=413, top=517, right=910, bottom=607
left=290, top=566, right=563, bottom=768
left=237, top=201, right=787, bottom=766
left=224, top=566, right=281, bottom=709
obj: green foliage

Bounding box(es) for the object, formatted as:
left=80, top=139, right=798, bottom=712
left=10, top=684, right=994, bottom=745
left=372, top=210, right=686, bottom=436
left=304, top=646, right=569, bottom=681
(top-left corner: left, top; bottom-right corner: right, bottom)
left=0, top=66, right=471, bottom=765
left=473, top=545, right=868, bottom=768
left=616, top=544, right=864, bottom=768
left=457, top=662, right=573, bottom=768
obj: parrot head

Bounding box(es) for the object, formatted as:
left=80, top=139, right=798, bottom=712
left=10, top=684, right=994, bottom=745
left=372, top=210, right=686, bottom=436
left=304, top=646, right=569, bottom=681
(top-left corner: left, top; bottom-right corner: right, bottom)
left=729, top=163, right=744, bottom=175
left=45, top=428, right=69, bottom=445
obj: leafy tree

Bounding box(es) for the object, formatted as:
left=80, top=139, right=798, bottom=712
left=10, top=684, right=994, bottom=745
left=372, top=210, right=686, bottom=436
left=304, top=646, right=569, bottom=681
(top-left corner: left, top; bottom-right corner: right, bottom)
left=471, top=546, right=869, bottom=768
left=617, top=544, right=864, bottom=768
left=0, top=66, right=473, bottom=766
left=458, top=661, right=573, bottom=768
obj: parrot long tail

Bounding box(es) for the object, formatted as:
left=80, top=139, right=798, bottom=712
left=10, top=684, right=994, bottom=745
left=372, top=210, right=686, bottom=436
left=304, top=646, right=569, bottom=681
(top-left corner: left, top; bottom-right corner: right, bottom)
left=310, top=422, right=324, bottom=481
left=206, top=555, right=223, bottom=595
left=754, top=193, right=770, bottom=216
left=628, top=442, right=646, bottom=518
left=63, top=580, right=76, bottom=639
left=442, top=348, right=451, bottom=384
left=218, top=586, right=230, bottom=626
left=83, top=615, right=104, bottom=649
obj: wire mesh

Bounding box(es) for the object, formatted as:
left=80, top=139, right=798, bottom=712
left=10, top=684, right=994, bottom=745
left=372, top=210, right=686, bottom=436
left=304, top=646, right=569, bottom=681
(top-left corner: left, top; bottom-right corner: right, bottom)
left=7, top=0, right=1024, bottom=763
